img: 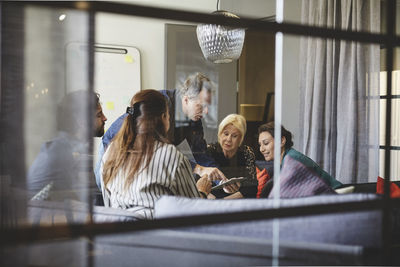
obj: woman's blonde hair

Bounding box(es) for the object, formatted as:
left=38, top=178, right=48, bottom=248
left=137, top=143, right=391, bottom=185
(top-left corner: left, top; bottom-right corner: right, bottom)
left=102, top=89, right=169, bottom=189
left=218, top=114, right=247, bottom=146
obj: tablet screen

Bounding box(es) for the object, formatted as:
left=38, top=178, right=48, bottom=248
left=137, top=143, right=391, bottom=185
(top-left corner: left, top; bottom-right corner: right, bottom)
left=211, top=177, right=248, bottom=190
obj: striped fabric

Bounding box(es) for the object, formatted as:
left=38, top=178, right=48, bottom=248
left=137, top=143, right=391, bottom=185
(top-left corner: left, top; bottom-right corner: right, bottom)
left=100, top=141, right=200, bottom=219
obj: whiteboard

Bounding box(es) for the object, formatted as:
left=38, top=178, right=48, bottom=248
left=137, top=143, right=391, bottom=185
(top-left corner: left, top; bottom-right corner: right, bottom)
left=93, top=44, right=141, bottom=166
left=65, top=43, right=141, bottom=167
left=93, top=44, right=141, bottom=131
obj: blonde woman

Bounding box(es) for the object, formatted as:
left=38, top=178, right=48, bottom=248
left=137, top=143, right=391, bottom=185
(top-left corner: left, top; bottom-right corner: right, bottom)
left=100, top=90, right=211, bottom=219
left=207, top=114, right=257, bottom=199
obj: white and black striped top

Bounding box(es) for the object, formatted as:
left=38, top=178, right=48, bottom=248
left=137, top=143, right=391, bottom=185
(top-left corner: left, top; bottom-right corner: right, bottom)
left=100, top=141, right=200, bottom=219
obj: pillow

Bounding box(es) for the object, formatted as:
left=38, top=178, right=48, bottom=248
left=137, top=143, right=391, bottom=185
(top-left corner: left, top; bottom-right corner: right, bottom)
left=376, top=176, right=400, bottom=198
left=269, top=155, right=336, bottom=198
left=256, top=167, right=271, bottom=198
left=335, top=186, right=355, bottom=194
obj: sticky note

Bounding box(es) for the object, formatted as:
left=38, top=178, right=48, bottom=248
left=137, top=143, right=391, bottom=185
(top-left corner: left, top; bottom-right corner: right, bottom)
left=124, top=55, right=134, bottom=63
left=106, top=101, right=115, bottom=110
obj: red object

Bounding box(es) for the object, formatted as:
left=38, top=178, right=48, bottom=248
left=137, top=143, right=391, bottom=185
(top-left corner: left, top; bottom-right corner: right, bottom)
left=256, top=167, right=271, bottom=198
left=376, top=176, right=400, bottom=198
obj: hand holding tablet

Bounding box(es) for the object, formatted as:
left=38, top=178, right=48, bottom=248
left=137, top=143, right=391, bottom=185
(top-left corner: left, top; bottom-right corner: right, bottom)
left=211, top=177, right=248, bottom=190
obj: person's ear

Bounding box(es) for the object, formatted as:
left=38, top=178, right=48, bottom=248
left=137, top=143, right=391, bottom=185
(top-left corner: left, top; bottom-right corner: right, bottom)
left=281, top=136, right=286, bottom=148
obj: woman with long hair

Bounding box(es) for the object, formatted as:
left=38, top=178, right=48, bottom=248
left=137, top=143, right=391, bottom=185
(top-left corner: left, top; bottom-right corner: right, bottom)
left=257, top=122, right=342, bottom=198
left=100, top=89, right=211, bottom=219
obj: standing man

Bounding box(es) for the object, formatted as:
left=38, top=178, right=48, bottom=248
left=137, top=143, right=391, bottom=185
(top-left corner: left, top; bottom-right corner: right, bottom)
left=95, top=73, right=226, bottom=189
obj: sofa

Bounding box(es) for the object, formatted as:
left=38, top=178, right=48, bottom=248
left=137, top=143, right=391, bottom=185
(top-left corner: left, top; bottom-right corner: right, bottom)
left=155, top=193, right=382, bottom=247
left=23, top=188, right=399, bottom=266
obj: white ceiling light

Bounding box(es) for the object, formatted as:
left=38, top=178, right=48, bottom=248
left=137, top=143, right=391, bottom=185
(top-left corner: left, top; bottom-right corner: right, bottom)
left=58, top=14, right=66, bottom=21
left=196, top=2, right=245, bottom=64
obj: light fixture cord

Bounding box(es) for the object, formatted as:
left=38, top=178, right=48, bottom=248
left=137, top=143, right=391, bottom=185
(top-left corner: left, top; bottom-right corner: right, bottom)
left=216, top=0, right=220, bottom=11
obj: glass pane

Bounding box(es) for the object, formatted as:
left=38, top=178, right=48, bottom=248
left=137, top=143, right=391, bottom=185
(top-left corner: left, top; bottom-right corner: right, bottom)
left=395, top=0, right=400, bottom=36
left=379, top=98, right=400, bottom=179
left=1, top=3, right=91, bottom=266
left=24, top=5, right=92, bottom=217
left=300, top=0, right=382, bottom=34
left=0, top=1, right=394, bottom=266
left=379, top=49, right=400, bottom=80
left=380, top=99, right=400, bottom=147
left=380, top=149, right=400, bottom=180
left=297, top=37, right=380, bottom=184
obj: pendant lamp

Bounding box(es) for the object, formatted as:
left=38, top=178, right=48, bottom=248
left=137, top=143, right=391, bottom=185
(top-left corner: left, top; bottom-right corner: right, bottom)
left=196, top=8, right=245, bottom=64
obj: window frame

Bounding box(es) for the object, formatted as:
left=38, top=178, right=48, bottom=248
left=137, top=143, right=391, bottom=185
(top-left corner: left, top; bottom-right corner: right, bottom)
left=0, top=1, right=398, bottom=264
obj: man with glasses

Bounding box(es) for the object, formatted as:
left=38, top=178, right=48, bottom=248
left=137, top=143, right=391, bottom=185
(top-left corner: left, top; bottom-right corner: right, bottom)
left=94, top=73, right=226, bottom=189
left=173, top=73, right=226, bottom=180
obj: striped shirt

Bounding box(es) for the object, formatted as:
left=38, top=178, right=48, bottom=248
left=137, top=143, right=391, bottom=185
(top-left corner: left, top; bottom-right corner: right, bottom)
left=100, top=141, right=200, bottom=219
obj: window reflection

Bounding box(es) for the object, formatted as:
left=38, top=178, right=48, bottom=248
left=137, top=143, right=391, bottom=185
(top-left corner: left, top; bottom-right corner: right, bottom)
left=0, top=1, right=398, bottom=266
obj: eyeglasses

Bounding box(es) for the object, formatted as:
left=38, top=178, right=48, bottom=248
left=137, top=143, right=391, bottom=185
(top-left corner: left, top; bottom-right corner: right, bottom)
left=189, top=97, right=209, bottom=111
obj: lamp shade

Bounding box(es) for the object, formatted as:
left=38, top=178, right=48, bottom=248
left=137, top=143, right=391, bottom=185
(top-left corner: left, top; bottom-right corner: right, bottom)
left=196, top=11, right=245, bottom=64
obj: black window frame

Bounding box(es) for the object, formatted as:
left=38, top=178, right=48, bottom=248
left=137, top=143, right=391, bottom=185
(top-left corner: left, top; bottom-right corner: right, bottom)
left=0, top=0, right=398, bottom=265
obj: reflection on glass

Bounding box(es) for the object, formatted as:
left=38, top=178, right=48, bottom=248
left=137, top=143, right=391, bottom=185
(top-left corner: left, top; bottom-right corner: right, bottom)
left=301, top=0, right=382, bottom=34
left=24, top=5, right=92, bottom=208
left=299, top=36, right=380, bottom=183
left=27, top=91, right=102, bottom=202
left=0, top=0, right=398, bottom=266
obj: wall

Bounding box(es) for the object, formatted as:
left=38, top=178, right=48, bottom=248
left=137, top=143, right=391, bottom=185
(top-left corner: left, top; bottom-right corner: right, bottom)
left=224, top=0, right=302, bottom=148
left=25, top=7, right=90, bottom=167
left=221, top=0, right=275, bottom=18
left=96, top=0, right=238, bottom=144
left=24, top=0, right=302, bottom=165
left=282, top=0, right=302, bottom=148
left=96, top=0, right=217, bottom=90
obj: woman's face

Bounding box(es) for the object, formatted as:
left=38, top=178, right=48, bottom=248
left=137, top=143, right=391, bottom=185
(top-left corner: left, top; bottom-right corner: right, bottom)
left=219, top=124, right=242, bottom=155
left=258, top=131, right=275, bottom=162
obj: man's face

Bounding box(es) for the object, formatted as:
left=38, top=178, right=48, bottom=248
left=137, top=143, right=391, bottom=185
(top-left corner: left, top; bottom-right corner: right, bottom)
left=184, top=89, right=211, bottom=121
left=94, top=104, right=107, bottom=137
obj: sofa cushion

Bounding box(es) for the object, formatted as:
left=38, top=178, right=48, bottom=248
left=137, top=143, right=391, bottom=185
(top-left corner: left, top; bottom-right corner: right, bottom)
left=335, top=185, right=355, bottom=194
left=376, top=176, right=400, bottom=198
left=154, top=193, right=381, bottom=248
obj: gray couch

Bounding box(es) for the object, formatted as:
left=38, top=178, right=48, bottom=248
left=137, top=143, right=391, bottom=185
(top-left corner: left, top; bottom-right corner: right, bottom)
left=92, top=192, right=387, bottom=265
left=23, top=193, right=389, bottom=266
left=154, top=193, right=382, bottom=248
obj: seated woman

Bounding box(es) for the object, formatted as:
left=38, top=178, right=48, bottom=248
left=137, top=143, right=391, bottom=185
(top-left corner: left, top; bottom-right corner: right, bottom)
left=258, top=122, right=342, bottom=198
left=100, top=89, right=211, bottom=219
left=207, top=114, right=258, bottom=199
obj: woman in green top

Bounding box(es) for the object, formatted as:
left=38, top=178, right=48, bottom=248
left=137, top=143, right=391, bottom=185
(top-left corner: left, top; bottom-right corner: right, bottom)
left=258, top=122, right=342, bottom=198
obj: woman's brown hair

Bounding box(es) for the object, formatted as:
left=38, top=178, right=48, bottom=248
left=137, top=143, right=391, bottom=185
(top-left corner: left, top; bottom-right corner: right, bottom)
left=102, top=89, right=169, bottom=188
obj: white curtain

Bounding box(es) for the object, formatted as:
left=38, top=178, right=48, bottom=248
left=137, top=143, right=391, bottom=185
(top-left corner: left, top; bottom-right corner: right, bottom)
left=299, top=0, right=380, bottom=183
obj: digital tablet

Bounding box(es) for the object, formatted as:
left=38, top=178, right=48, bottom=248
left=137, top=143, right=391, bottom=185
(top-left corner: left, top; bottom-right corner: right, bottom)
left=211, top=177, right=248, bottom=190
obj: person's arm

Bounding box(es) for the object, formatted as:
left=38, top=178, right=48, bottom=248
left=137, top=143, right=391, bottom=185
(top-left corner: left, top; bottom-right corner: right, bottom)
left=94, top=141, right=105, bottom=190
left=171, top=152, right=211, bottom=198
left=102, top=113, right=127, bottom=149
left=196, top=175, right=212, bottom=198
left=189, top=120, right=219, bottom=168
left=223, top=191, right=244, bottom=199
left=192, top=143, right=225, bottom=181
left=193, top=164, right=227, bottom=181
left=94, top=114, right=127, bottom=190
